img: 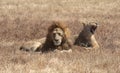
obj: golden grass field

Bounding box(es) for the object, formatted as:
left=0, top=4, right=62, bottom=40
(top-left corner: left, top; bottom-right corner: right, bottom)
left=0, top=0, right=120, bottom=73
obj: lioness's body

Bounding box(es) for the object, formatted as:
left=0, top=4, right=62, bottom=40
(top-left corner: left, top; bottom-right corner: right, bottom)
left=74, top=22, right=99, bottom=49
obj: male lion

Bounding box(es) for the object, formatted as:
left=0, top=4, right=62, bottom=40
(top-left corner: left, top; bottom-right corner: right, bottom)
left=20, top=21, right=72, bottom=53
left=74, top=22, right=99, bottom=49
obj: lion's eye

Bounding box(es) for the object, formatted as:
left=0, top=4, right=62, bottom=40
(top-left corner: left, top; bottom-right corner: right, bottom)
left=53, top=33, right=56, bottom=36
left=58, top=33, right=62, bottom=36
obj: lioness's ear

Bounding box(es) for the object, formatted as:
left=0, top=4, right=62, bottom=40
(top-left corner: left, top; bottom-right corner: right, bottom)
left=89, top=22, right=99, bottom=27
left=95, top=23, right=99, bottom=27
left=82, top=23, right=86, bottom=27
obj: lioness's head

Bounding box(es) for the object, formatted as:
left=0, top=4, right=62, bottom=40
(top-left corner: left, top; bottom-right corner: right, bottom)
left=83, top=22, right=99, bottom=34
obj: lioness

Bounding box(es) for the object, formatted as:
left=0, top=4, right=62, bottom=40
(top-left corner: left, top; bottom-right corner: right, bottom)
left=74, top=22, right=99, bottom=49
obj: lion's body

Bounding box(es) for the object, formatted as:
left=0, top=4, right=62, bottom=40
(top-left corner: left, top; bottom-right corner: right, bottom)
left=20, top=21, right=72, bottom=52
left=20, top=41, right=41, bottom=52
left=20, top=38, right=46, bottom=52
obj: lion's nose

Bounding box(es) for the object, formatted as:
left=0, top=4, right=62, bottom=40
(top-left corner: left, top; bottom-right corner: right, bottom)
left=55, top=39, right=59, bottom=42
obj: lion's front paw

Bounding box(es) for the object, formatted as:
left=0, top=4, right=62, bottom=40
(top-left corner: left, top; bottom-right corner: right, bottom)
left=60, top=49, right=72, bottom=53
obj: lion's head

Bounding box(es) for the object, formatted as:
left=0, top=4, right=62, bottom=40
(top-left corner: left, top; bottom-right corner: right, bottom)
left=41, top=21, right=72, bottom=52
left=74, top=22, right=99, bottom=49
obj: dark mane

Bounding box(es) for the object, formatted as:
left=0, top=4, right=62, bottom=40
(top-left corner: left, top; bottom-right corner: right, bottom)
left=37, top=21, right=72, bottom=53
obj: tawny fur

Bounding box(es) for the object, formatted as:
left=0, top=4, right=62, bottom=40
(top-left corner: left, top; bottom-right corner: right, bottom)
left=20, top=38, right=46, bottom=52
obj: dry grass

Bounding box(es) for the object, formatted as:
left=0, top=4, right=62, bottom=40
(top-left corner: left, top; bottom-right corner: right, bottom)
left=0, top=0, right=120, bottom=73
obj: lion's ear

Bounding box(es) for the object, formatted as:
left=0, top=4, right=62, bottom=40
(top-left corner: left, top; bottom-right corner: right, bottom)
left=65, top=28, right=71, bottom=38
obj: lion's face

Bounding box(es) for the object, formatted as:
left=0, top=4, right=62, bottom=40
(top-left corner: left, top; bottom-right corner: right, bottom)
left=51, top=28, right=64, bottom=46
